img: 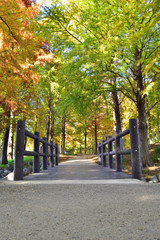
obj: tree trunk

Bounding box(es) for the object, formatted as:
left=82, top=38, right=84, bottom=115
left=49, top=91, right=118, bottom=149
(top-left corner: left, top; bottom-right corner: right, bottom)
left=137, top=98, right=151, bottom=166
left=134, top=48, right=151, bottom=167
left=1, top=125, right=10, bottom=164
left=80, top=144, right=82, bottom=154
left=61, top=116, right=66, bottom=155
left=34, top=106, right=38, bottom=132
left=94, top=118, right=98, bottom=154
left=112, top=77, right=122, bottom=134
left=84, top=127, right=87, bottom=154
left=8, top=111, right=14, bottom=160
left=8, top=123, right=14, bottom=159
left=91, top=136, right=93, bottom=154
left=50, top=111, right=54, bottom=141
left=146, top=98, right=153, bottom=144
left=112, top=93, right=122, bottom=133
left=46, top=111, right=50, bottom=142
left=48, top=97, right=54, bottom=141
left=157, top=111, right=160, bottom=142
left=112, top=106, right=116, bottom=133
left=154, top=132, right=157, bottom=144
left=60, top=139, right=62, bottom=154
left=1, top=111, right=10, bottom=164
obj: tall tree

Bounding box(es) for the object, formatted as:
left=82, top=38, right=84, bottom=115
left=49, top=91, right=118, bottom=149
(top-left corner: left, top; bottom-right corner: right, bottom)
left=36, top=0, right=160, bottom=164
left=0, top=0, right=46, bottom=163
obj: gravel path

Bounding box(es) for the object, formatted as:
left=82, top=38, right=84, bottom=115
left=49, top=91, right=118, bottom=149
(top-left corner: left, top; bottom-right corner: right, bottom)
left=0, top=157, right=159, bottom=240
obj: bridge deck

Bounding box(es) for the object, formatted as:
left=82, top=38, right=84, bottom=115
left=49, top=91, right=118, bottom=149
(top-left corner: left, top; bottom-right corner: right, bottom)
left=24, top=157, right=133, bottom=182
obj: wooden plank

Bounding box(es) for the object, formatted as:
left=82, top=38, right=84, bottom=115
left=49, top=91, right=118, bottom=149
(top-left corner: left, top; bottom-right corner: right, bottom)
left=25, top=129, right=38, bottom=140
left=24, top=150, right=38, bottom=156
left=116, top=128, right=130, bottom=138
left=39, top=153, right=46, bottom=157
left=117, top=149, right=131, bottom=155
left=109, top=151, right=116, bottom=155
left=39, top=138, right=45, bottom=144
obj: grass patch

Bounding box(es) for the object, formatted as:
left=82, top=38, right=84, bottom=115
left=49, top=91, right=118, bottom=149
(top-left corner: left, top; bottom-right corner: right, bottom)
left=0, top=164, right=8, bottom=169
left=8, top=159, right=14, bottom=165
left=0, top=159, right=14, bottom=169
left=150, top=145, right=160, bottom=164
left=23, top=156, right=33, bottom=168
left=0, top=156, right=34, bottom=169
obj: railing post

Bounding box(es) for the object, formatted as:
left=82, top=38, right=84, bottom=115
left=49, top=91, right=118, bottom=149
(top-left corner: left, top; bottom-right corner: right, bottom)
left=33, top=132, right=40, bottom=173
left=55, top=143, right=59, bottom=166
left=14, top=120, right=25, bottom=180
left=129, top=119, right=141, bottom=179
left=102, top=140, right=106, bottom=167
left=108, top=136, right=113, bottom=169
left=50, top=140, right=54, bottom=167
left=42, top=137, right=48, bottom=170
left=98, top=143, right=102, bottom=165
left=115, top=132, right=122, bottom=172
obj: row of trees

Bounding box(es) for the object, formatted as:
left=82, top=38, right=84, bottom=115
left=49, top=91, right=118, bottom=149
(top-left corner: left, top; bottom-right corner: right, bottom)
left=0, top=0, right=110, bottom=162
left=38, top=0, right=160, bottom=166
left=0, top=0, right=52, bottom=163
left=0, top=0, right=160, bottom=167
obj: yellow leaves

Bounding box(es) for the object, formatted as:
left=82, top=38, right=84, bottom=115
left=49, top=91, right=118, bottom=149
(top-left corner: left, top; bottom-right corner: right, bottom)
left=99, top=44, right=106, bottom=53
left=142, top=82, right=155, bottom=97
left=0, top=31, right=3, bottom=50
left=50, top=82, right=59, bottom=93
left=152, top=66, right=160, bottom=73
left=144, top=50, right=160, bottom=74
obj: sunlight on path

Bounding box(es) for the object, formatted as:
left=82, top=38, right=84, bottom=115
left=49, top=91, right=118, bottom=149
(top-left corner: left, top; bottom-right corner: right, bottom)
left=2, top=155, right=144, bottom=184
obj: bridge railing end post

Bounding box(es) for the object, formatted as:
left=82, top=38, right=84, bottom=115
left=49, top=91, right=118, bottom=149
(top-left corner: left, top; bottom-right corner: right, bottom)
left=14, top=120, right=25, bottom=181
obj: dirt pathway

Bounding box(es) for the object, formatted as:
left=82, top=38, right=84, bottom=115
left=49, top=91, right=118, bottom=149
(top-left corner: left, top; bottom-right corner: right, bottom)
left=0, top=156, right=159, bottom=240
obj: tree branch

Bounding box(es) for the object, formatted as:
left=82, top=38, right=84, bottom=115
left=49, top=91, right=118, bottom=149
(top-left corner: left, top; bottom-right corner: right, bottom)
left=119, top=96, right=125, bottom=106
left=66, top=10, right=102, bottom=43
left=145, top=45, right=160, bottom=60
left=119, top=88, right=136, bottom=103
left=0, top=16, right=18, bottom=42
left=149, top=100, right=159, bottom=111
left=126, top=76, right=137, bottom=96
left=63, top=25, right=83, bottom=43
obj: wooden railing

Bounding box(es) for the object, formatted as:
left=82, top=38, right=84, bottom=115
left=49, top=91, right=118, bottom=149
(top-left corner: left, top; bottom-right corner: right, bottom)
left=98, top=119, right=141, bottom=179
left=14, top=120, right=59, bottom=180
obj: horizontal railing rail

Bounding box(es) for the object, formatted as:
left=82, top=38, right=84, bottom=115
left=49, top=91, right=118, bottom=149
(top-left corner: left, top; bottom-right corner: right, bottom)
left=14, top=120, right=59, bottom=181
left=25, top=129, right=38, bottom=140
left=98, top=119, right=141, bottom=180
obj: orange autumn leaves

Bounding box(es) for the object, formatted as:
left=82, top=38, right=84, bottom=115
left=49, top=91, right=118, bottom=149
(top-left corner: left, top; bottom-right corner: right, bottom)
left=0, top=0, right=53, bottom=118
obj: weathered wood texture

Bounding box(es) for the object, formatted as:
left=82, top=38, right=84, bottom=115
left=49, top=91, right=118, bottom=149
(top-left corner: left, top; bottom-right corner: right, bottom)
left=98, top=119, right=141, bottom=179
left=14, top=120, right=59, bottom=181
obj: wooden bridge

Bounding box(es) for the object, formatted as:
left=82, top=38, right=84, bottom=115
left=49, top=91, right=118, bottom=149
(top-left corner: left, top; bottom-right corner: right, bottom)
left=22, top=156, right=137, bottom=183
left=13, top=119, right=142, bottom=182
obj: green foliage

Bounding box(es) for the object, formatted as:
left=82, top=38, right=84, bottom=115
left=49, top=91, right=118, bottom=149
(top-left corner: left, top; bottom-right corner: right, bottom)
left=150, top=147, right=160, bottom=163
left=0, top=164, right=8, bottom=169
left=1, top=0, right=160, bottom=158
left=0, top=157, right=33, bottom=169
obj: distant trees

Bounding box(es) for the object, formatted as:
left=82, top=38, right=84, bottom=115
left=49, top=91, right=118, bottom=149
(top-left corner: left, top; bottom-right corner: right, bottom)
left=0, top=0, right=159, bottom=164
left=39, top=0, right=160, bottom=166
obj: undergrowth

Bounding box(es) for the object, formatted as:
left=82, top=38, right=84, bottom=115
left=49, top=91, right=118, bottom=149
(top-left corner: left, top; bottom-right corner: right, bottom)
left=0, top=156, right=34, bottom=169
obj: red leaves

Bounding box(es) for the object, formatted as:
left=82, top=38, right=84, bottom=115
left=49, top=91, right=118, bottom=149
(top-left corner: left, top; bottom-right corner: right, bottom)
left=22, top=0, right=32, bottom=8
left=0, top=0, right=55, bottom=122
left=0, top=95, right=17, bottom=113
